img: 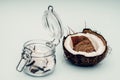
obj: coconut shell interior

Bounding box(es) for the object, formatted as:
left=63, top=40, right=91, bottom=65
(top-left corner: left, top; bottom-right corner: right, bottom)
left=82, top=29, right=107, bottom=46
left=71, top=36, right=96, bottom=53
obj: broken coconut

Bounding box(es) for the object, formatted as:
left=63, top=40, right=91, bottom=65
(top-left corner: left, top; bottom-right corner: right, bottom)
left=63, top=28, right=108, bottom=66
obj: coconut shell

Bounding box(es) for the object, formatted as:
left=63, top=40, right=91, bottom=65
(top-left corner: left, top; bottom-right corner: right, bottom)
left=63, top=28, right=108, bottom=66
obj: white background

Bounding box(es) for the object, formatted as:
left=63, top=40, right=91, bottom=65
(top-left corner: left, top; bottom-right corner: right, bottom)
left=0, top=0, right=120, bottom=80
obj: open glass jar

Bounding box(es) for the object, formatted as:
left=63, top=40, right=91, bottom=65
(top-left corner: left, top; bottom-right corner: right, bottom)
left=16, top=40, right=56, bottom=76
left=16, top=5, right=63, bottom=77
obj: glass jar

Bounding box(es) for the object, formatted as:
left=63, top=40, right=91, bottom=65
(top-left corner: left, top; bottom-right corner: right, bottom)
left=16, top=5, right=63, bottom=77
left=16, top=40, right=56, bottom=76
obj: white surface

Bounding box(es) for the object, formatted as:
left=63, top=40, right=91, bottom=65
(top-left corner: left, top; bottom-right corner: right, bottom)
left=0, top=0, right=120, bottom=80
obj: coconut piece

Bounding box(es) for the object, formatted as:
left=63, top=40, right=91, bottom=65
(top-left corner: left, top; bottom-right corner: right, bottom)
left=72, top=36, right=95, bottom=53
left=29, top=55, right=56, bottom=74
left=63, top=28, right=108, bottom=66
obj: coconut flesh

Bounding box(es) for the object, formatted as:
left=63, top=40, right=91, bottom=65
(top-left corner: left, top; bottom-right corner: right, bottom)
left=64, top=33, right=106, bottom=57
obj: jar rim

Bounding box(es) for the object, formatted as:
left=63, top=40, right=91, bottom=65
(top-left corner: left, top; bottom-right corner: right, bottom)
left=23, top=39, right=56, bottom=57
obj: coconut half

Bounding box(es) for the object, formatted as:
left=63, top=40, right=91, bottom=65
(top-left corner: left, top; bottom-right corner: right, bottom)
left=63, top=28, right=108, bottom=66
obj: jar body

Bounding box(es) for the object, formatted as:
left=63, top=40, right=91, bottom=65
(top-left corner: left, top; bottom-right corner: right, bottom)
left=24, top=54, right=56, bottom=76
left=17, top=40, right=56, bottom=77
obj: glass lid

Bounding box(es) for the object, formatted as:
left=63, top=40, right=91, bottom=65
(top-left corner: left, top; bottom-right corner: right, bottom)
left=42, top=5, right=64, bottom=46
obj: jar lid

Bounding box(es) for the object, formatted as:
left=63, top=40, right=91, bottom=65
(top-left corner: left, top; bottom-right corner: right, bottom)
left=42, top=5, right=64, bottom=46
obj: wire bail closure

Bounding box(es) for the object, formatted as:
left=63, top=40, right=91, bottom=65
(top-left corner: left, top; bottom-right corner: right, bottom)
left=16, top=48, right=32, bottom=72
